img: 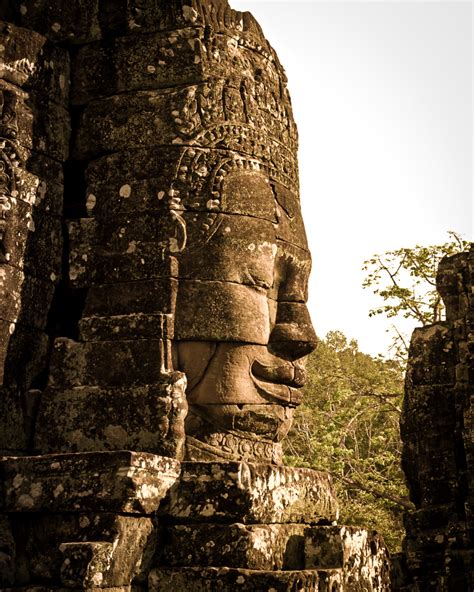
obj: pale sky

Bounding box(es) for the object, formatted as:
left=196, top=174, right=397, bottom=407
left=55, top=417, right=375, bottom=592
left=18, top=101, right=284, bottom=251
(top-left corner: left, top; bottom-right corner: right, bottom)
left=232, top=0, right=473, bottom=355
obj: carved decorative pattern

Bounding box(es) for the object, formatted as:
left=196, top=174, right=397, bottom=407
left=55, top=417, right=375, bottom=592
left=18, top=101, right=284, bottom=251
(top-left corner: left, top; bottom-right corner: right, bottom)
left=186, top=432, right=283, bottom=464
left=167, top=122, right=298, bottom=244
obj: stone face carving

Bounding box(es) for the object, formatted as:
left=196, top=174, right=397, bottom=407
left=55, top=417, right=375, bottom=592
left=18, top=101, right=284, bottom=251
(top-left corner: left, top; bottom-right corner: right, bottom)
left=0, top=3, right=394, bottom=591
left=15, top=0, right=318, bottom=465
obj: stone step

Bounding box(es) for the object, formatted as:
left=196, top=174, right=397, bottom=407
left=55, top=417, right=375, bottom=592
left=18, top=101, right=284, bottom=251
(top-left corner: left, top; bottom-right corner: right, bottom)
left=160, top=461, right=339, bottom=524
left=156, top=523, right=390, bottom=587
left=148, top=567, right=341, bottom=592
left=1, top=451, right=180, bottom=514
left=157, top=523, right=307, bottom=570
left=2, top=512, right=155, bottom=588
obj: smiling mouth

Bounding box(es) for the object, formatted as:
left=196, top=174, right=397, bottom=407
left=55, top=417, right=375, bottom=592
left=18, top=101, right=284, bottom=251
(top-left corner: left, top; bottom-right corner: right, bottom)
left=251, top=359, right=306, bottom=406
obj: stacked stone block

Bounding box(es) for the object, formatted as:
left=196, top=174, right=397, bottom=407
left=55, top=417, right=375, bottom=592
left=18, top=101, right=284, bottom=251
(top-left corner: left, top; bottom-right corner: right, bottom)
left=400, top=245, right=474, bottom=590
left=151, top=461, right=390, bottom=591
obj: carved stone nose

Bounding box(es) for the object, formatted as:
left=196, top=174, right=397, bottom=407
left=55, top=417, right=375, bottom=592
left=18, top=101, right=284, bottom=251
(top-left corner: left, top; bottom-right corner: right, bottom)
left=268, top=320, right=317, bottom=360
left=268, top=337, right=317, bottom=361
left=269, top=301, right=317, bottom=360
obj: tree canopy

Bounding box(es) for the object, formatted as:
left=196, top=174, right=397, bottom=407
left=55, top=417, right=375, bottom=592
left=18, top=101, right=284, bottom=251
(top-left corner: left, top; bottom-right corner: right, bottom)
left=285, top=331, right=410, bottom=552
left=362, top=231, right=470, bottom=359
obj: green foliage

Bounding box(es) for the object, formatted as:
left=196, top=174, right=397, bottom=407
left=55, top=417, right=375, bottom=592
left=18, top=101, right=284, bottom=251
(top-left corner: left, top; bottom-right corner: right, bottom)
left=362, top=231, right=470, bottom=359
left=285, top=331, right=411, bottom=552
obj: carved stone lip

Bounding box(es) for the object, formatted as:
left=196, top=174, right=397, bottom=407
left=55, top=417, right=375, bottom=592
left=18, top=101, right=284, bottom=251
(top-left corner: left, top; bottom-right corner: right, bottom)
left=251, top=359, right=306, bottom=388
left=251, top=360, right=304, bottom=406
left=251, top=372, right=303, bottom=406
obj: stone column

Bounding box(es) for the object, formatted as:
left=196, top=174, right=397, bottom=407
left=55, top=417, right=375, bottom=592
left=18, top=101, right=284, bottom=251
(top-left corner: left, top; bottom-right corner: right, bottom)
left=400, top=244, right=474, bottom=590
left=0, top=21, right=69, bottom=453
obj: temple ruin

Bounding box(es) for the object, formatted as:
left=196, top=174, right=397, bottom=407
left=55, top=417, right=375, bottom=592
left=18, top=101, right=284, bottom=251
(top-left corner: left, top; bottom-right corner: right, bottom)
left=0, top=1, right=470, bottom=590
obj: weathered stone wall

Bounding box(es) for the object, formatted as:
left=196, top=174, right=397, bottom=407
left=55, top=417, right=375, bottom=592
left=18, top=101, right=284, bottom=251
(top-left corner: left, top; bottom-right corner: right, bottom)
left=0, top=20, right=69, bottom=453
left=400, top=244, right=474, bottom=590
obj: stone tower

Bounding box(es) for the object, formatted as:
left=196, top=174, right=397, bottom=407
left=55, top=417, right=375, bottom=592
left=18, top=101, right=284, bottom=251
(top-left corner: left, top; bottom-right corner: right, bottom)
left=399, top=245, right=474, bottom=590
left=0, top=1, right=390, bottom=589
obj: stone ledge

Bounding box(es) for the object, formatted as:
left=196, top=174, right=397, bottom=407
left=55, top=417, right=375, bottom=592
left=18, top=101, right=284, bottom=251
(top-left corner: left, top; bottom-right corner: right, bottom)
left=160, top=461, right=339, bottom=524
left=305, top=525, right=391, bottom=590
left=157, top=523, right=308, bottom=570
left=149, top=567, right=340, bottom=592
left=1, top=451, right=180, bottom=513
left=2, top=512, right=155, bottom=588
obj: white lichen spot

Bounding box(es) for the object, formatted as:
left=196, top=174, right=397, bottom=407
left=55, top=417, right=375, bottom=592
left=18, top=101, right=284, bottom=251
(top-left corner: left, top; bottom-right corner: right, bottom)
left=92, top=572, right=104, bottom=586
left=119, top=184, right=132, bottom=198
left=138, top=483, right=160, bottom=499
left=157, top=191, right=165, bottom=200
left=247, top=243, right=255, bottom=252
left=182, top=5, right=199, bottom=22
left=224, top=227, right=231, bottom=233
left=50, top=462, right=61, bottom=470
left=194, top=55, right=201, bottom=64
left=79, top=515, right=90, bottom=528
left=30, top=482, right=43, bottom=498
left=158, top=60, right=166, bottom=66
left=172, top=137, right=184, bottom=145
left=12, top=474, right=24, bottom=489
left=18, top=494, right=34, bottom=509
left=206, top=199, right=219, bottom=210
left=147, top=65, right=156, bottom=74
left=59, top=74, right=66, bottom=90
left=27, top=219, right=35, bottom=232
left=8, top=323, right=15, bottom=335
left=200, top=503, right=216, bottom=517
left=51, top=22, right=61, bottom=33
left=19, top=4, right=27, bottom=15
left=53, top=484, right=64, bottom=497
left=86, top=193, right=96, bottom=210
left=236, top=576, right=245, bottom=584
left=126, top=241, right=137, bottom=254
